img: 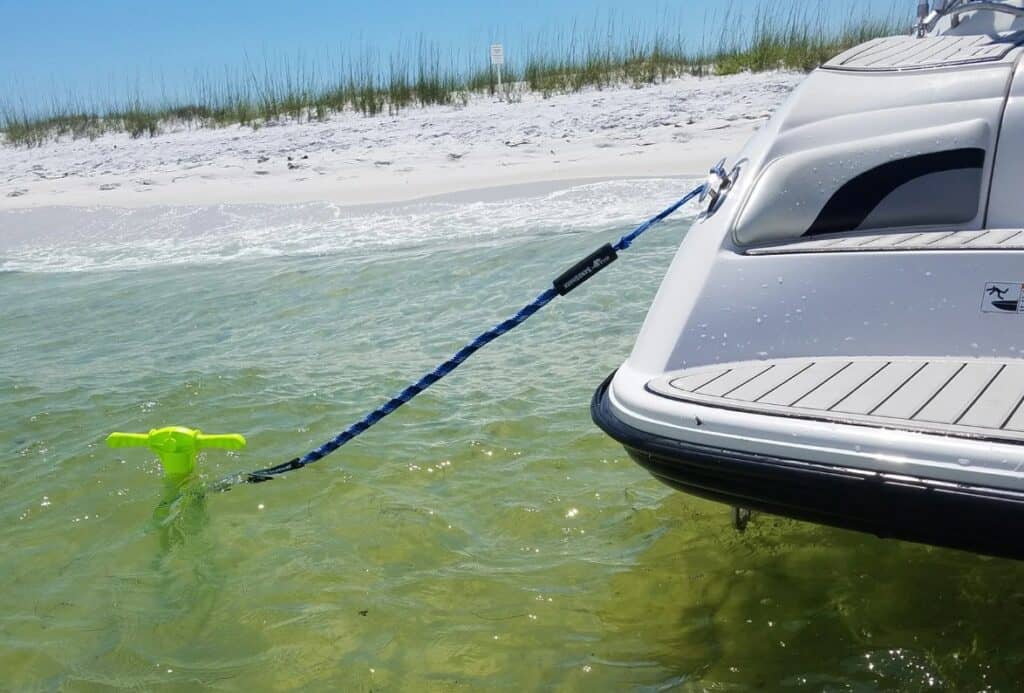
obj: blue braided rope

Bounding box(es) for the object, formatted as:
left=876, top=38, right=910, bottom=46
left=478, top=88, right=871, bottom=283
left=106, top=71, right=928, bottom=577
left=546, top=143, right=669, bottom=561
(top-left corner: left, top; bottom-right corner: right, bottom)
left=612, top=187, right=702, bottom=251
left=240, top=182, right=705, bottom=484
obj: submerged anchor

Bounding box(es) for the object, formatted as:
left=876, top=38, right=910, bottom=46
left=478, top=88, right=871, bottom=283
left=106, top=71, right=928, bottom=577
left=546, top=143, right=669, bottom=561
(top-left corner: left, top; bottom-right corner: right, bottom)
left=106, top=426, right=246, bottom=477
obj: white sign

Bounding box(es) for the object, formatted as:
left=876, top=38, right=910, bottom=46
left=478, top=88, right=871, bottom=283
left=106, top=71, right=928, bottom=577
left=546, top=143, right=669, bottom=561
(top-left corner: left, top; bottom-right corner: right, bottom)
left=490, top=44, right=505, bottom=66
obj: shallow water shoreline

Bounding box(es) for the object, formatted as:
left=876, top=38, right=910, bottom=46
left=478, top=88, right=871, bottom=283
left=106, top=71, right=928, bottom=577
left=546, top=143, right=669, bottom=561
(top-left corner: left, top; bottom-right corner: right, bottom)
left=0, top=177, right=703, bottom=273
left=5, top=67, right=1024, bottom=687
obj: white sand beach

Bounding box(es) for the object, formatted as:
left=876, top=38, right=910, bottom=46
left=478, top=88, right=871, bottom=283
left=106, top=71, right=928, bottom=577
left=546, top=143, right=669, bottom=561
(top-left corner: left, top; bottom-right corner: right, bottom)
left=0, top=71, right=803, bottom=273
left=0, top=71, right=801, bottom=210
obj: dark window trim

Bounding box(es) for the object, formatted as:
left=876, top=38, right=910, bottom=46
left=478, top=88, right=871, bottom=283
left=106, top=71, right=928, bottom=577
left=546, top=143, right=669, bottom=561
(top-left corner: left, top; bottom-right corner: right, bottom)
left=805, top=148, right=985, bottom=237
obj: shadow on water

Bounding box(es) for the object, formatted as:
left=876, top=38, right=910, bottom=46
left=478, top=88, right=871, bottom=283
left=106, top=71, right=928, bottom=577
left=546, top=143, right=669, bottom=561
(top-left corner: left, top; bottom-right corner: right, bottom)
left=592, top=496, right=1024, bottom=691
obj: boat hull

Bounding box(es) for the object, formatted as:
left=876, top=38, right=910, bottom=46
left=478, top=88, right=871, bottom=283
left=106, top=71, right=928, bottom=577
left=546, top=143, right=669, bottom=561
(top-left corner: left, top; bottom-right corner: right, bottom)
left=592, top=373, right=1024, bottom=560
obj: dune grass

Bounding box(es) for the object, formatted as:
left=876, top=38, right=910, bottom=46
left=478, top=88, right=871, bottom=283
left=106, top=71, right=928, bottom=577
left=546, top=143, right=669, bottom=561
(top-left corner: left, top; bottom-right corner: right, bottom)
left=0, top=2, right=907, bottom=147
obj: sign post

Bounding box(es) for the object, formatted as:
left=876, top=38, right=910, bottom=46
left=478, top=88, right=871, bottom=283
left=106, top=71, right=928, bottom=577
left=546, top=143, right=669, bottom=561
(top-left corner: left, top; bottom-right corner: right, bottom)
left=490, top=43, right=505, bottom=92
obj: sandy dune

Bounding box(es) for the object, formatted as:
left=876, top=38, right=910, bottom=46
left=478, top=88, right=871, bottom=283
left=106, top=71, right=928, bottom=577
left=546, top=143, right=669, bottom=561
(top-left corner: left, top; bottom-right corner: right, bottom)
left=0, top=71, right=802, bottom=210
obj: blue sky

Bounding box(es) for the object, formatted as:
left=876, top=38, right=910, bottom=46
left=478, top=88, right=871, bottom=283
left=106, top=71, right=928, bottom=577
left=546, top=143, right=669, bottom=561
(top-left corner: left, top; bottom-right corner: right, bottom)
left=0, top=0, right=905, bottom=113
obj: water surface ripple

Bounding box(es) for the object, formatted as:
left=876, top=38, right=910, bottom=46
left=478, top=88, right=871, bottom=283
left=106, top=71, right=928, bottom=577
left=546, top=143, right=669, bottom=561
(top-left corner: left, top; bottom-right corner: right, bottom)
left=2, top=179, right=1022, bottom=690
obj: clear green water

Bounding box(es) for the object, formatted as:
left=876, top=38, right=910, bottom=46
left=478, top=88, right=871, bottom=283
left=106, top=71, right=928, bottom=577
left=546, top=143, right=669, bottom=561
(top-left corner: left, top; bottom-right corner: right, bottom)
left=3, top=182, right=1024, bottom=690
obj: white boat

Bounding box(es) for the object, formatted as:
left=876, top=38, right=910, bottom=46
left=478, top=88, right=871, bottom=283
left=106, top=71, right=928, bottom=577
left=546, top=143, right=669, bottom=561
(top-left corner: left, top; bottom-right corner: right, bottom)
left=592, top=0, right=1024, bottom=559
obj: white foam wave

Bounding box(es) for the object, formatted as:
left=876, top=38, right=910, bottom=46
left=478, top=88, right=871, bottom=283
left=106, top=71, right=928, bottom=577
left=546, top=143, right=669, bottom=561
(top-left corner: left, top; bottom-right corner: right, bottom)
left=0, top=178, right=701, bottom=273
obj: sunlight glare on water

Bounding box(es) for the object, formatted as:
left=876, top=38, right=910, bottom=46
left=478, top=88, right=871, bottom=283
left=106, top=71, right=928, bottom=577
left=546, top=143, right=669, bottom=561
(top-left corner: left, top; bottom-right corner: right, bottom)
left=2, top=179, right=1023, bottom=689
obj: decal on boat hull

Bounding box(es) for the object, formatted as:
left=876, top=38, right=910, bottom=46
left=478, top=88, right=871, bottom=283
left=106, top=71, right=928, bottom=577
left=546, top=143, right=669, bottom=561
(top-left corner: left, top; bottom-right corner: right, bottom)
left=982, top=282, right=1024, bottom=314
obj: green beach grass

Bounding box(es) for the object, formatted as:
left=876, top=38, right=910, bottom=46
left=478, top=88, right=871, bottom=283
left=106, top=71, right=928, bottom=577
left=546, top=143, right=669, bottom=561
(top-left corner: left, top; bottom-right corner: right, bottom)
left=0, top=2, right=906, bottom=147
